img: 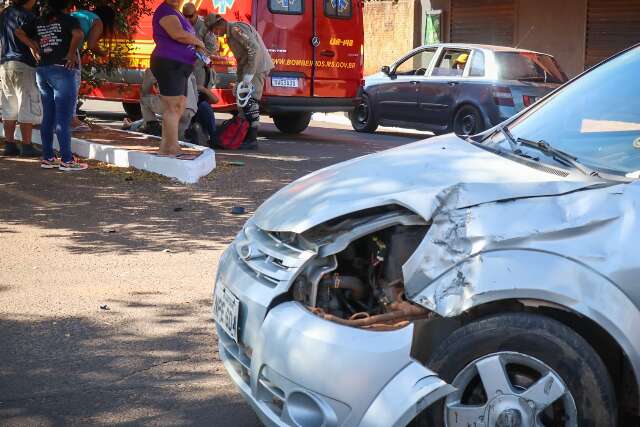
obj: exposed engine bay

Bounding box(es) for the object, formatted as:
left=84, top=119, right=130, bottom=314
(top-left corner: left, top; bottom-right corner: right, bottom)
left=291, top=207, right=433, bottom=330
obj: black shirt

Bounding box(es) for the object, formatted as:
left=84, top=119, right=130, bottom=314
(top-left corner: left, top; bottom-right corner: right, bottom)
left=0, top=5, right=37, bottom=66
left=22, top=13, right=80, bottom=67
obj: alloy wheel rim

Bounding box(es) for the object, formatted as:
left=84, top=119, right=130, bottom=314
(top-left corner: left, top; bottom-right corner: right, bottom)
left=460, top=113, right=476, bottom=135
left=444, top=351, right=577, bottom=427
left=356, top=101, right=369, bottom=125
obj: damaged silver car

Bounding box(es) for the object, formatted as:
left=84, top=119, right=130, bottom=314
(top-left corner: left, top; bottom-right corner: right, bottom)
left=213, top=44, right=640, bottom=426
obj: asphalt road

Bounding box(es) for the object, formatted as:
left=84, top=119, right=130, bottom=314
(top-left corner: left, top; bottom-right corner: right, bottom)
left=0, top=101, right=429, bottom=426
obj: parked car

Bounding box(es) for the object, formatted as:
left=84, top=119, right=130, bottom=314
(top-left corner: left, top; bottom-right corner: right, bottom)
left=350, top=43, right=568, bottom=136
left=214, top=44, right=640, bottom=426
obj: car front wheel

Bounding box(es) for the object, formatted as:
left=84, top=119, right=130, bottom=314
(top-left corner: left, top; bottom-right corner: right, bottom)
left=349, top=94, right=378, bottom=133
left=415, top=313, right=616, bottom=427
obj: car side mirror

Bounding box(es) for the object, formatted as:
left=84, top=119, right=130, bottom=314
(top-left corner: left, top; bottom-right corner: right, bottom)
left=381, top=65, right=391, bottom=75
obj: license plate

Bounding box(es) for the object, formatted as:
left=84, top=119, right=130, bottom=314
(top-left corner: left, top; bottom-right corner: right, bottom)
left=213, top=282, right=240, bottom=343
left=271, top=77, right=299, bottom=88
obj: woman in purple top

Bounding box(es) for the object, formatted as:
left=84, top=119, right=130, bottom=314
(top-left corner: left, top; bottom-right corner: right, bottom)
left=151, top=0, right=205, bottom=156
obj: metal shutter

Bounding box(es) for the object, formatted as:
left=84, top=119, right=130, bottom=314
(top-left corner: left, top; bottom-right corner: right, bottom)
left=586, top=0, right=640, bottom=69
left=450, top=0, right=515, bottom=46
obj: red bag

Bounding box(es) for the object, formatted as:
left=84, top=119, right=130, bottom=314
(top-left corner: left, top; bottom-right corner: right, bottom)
left=217, top=115, right=248, bottom=150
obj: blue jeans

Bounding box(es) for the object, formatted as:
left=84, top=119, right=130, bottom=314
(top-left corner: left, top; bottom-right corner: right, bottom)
left=36, top=65, right=76, bottom=163
left=194, top=101, right=216, bottom=143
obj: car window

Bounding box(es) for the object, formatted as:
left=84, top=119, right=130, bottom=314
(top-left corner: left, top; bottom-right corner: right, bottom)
left=269, top=0, right=303, bottom=14
left=431, top=49, right=471, bottom=77
left=491, top=47, right=640, bottom=174
left=495, top=52, right=567, bottom=83
left=324, top=0, right=351, bottom=18
left=469, top=50, right=485, bottom=77
left=394, top=49, right=436, bottom=76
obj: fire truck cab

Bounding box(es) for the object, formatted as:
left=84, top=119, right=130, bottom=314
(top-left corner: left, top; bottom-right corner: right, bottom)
left=86, top=0, right=365, bottom=134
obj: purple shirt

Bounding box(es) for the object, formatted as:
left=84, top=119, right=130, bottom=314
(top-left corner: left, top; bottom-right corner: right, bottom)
left=151, top=2, right=196, bottom=64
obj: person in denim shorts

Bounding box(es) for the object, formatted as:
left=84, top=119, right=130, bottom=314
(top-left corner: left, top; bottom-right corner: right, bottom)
left=16, top=0, right=86, bottom=171
left=0, top=0, right=42, bottom=157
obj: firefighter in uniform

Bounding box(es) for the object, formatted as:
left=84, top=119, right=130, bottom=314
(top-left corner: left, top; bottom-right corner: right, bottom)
left=205, top=14, right=274, bottom=149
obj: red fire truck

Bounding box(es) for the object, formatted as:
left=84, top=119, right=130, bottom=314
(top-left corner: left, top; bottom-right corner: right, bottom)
left=84, top=0, right=364, bottom=134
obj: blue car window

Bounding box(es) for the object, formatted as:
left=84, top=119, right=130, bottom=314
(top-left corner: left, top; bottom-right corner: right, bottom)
left=395, top=49, right=436, bottom=76
left=469, top=51, right=485, bottom=77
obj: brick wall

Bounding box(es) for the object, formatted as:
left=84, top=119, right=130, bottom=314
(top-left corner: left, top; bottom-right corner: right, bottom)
left=363, top=0, right=419, bottom=75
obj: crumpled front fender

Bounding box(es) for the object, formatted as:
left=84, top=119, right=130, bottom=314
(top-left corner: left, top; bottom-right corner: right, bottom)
left=359, top=362, right=454, bottom=427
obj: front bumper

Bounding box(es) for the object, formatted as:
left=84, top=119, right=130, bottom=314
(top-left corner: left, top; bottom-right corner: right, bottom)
left=215, top=245, right=452, bottom=427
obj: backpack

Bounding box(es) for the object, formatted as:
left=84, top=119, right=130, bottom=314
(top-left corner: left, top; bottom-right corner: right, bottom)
left=217, top=115, right=248, bottom=150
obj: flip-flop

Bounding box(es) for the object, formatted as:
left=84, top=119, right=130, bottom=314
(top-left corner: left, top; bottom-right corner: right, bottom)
left=72, top=123, right=91, bottom=132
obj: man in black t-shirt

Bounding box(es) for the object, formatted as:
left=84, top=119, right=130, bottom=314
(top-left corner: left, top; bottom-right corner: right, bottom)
left=0, top=0, right=42, bottom=157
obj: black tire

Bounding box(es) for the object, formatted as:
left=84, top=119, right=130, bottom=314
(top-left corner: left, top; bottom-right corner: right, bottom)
left=122, top=102, right=142, bottom=120
left=349, top=94, right=378, bottom=133
left=414, top=313, right=616, bottom=427
left=272, top=112, right=312, bottom=134
left=452, top=104, right=484, bottom=136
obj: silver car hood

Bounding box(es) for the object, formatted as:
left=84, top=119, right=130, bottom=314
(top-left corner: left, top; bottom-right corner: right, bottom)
left=253, top=134, right=599, bottom=233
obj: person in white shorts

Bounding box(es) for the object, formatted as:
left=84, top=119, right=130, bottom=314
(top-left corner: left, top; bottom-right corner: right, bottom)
left=0, top=0, right=42, bottom=157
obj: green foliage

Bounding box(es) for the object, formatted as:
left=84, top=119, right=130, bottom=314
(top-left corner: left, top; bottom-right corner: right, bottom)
left=68, top=0, right=154, bottom=87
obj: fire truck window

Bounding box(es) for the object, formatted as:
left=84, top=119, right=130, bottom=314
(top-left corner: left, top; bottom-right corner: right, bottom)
left=325, top=0, right=352, bottom=19
left=269, top=0, right=303, bottom=14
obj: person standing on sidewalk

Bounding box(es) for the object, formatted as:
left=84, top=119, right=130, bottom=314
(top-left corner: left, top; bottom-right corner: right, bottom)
left=16, top=0, right=87, bottom=171
left=0, top=0, right=42, bottom=157
left=69, top=5, right=116, bottom=132
left=205, top=14, right=273, bottom=149
left=150, top=0, right=204, bottom=157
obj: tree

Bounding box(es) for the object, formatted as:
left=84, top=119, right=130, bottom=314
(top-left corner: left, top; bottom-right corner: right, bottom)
left=62, top=0, right=154, bottom=86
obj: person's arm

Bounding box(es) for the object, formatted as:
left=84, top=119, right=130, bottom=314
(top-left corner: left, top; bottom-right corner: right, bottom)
left=141, top=69, right=156, bottom=95
left=230, top=26, right=258, bottom=82
left=197, top=85, right=218, bottom=104
left=15, top=26, right=40, bottom=63
left=159, top=15, right=204, bottom=49
left=86, top=19, right=105, bottom=56
left=64, top=28, right=84, bottom=69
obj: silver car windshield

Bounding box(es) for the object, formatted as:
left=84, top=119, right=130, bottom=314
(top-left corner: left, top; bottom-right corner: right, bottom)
left=487, top=46, right=640, bottom=176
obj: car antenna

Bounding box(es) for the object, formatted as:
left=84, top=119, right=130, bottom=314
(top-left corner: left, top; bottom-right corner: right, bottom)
left=515, top=25, right=535, bottom=49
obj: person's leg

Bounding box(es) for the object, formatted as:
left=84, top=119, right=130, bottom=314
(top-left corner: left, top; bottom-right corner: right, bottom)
left=49, top=66, right=82, bottom=168
left=35, top=67, right=57, bottom=163
left=159, top=95, right=185, bottom=155
left=240, top=73, right=265, bottom=149
left=195, top=100, right=217, bottom=146
left=16, top=63, right=42, bottom=157
left=1, top=63, right=20, bottom=155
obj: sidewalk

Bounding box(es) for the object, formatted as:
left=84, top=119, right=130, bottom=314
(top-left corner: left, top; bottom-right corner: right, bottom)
left=0, top=123, right=216, bottom=184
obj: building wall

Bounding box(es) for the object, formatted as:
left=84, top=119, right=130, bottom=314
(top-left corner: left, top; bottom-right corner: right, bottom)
left=363, top=0, right=421, bottom=75
left=425, top=0, right=587, bottom=77
left=516, top=0, right=587, bottom=77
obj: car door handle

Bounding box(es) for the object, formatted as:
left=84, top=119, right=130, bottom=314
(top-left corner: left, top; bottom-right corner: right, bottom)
left=411, top=81, right=419, bottom=85
left=320, top=50, right=335, bottom=58
left=448, top=81, right=459, bottom=86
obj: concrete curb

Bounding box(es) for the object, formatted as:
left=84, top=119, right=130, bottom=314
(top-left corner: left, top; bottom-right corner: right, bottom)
left=1, top=128, right=216, bottom=184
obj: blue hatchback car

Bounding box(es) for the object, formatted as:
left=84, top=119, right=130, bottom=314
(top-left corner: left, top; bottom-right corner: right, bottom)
left=351, top=43, right=568, bottom=136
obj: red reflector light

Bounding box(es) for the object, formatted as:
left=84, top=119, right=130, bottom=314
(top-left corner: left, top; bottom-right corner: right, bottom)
left=492, top=86, right=515, bottom=107
left=522, top=95, right=537, bottom=107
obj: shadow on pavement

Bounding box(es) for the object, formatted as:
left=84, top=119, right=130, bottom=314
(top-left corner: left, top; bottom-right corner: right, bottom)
left=0, top=298, right=261, bottom=426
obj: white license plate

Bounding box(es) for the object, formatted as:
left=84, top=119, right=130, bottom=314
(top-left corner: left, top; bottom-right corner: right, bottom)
left=213, top=282, right=240, bottom=343
left=271, top=77, right=299, bottom=88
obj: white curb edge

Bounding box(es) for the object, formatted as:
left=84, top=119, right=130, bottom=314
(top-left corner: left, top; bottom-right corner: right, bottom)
left=1, top=128, right=216, bottom=184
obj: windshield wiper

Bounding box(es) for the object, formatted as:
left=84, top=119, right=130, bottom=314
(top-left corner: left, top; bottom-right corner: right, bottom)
left=515, top=137, right=600, bottom=177
left=499, top=124, right=520, bottom=151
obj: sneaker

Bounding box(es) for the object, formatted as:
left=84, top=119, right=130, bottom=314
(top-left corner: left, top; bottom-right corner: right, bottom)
left=59, top=159, right=88, bottom=171
left=3, top=142, right=19, bottom=156
left=41, top=157, right=60, bottom=169
left=20, top=144, right=42, bottom=157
